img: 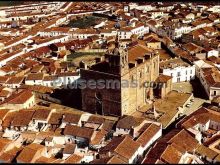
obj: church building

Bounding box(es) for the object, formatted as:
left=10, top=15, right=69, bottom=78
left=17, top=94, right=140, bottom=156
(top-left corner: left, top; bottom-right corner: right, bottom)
left=80, top=39, right=159, bottom=116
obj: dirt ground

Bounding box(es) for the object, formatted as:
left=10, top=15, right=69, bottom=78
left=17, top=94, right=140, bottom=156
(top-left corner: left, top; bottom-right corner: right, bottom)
left=72, top=54, right=103, bottom=66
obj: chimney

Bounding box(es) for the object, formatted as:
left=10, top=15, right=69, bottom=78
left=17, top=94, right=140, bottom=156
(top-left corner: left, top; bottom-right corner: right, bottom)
left=130, top=126, right=135, bottom=138
left=79, top=61, right=88, bottom=70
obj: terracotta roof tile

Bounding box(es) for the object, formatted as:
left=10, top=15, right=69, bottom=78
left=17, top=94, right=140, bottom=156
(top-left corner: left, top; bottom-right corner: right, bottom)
left=62, top=113, right=81, bottom=124
left=16, top=143, right=45, bottom=163
left=128, top=44, right=153, bottom=62
left=116, top=115, right=145, bottom=129
left=26, top=73, right=44, bottom=81
left=0, top=109, right=10, bottom=120
left=11, top=109, right=35, bottom=127
left=6, top=90, right=33, bottom=105
left=136, top=123, right=161, bottom=147
left=48, top=112, right=63, bottom=125
left=32, top=109, right=51, bottom=120
left=168, top=129, right=199, bottom=153
left=63, top=143, right=76, bottom=155
left=35, top=156, right=56, bottom=163
left=100, top=135, right=140, bottom=161
left=5, top=76, right=24, bottom=84
left=155, top=74, right=172, bottom=83
left=161, top=145, right=182, bottom=164
left=91, top=156, right=126, bottom=164
left=63, top=154, right=83, bottom=163
left=63, top=125, right=94, bottom=140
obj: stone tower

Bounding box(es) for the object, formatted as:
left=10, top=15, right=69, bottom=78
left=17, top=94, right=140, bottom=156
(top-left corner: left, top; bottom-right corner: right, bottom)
left=106, top=36, right=129, bottom=76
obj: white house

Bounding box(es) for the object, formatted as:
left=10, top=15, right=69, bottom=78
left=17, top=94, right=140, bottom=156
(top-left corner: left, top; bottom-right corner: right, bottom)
left=62, top=143, right=77, bottom=160
left=170, top=25, right=192, bottom=40
left=160, top=58, right=196, bottom=83
left=193, top=59, right=214, bottom=78
left=2, top=90, right=35, bottom=110
left=136, top=122, right=162, bottom=156
left=146, top=19, right=160, bottom=33
left=99, top=135, right=142, bottom=164
left=206, top=48, right=219, bottom=58
left=118, top=22, right=149, bottom=39
left=25, top=73, right=44, bottom=86
left=28, top=109, right=54, bottom=132
left=42, top=75, right=58, bottom=88
left=193, top=60, right=220, bottom=100
left=99, top=29, right=117, bottom=39
left=38, top=27, right=71, bottom=38
left=57, top=72, right=80, bottom=87
left=148, top=10, right=164, bottom=19
left=0, top=50, right=24, bottom=67
left=198, top=67, right=220, bottom=100
left=114, top=115, right=146, bottom=138
left=63, top=125, right=96, bottom=147
left=60, top=112, right=82, bottom=129
left=5, top=76, right=24, bottom=89
left=70, top=29, right=99, bottom=39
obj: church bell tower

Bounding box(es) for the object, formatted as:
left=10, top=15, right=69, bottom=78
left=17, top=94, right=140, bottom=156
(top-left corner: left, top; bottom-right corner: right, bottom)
left=107, top=35, right=129, bottom=75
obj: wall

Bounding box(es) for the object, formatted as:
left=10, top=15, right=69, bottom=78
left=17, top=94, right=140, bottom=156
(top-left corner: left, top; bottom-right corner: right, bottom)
left=3, top=94, right=35, bottom=110
left=162, top=65, right=195, bottom=83
left=209, top=87, right=220, bottom=100
left=81, top=69, right=122, bottom=116
left=147, top=42, right=161, bottom=49
left=81, top=54, right=159, bottom=117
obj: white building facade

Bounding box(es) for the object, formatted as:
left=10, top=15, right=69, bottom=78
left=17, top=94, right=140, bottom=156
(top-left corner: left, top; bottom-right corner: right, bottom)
left=161, top=65, right=196, bottom=83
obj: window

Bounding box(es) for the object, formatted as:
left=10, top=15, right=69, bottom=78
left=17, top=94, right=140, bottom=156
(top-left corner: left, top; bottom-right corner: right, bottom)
left=186, top=70, right=188, bottom=75
left=177, top=72, right=181, bottom=76
left=154, top=62, right=156, bottom=68
left=139, top=71, right=142, bottom=78
left=213, top=91, right=217, bottom=96
left=190, top=70, right=192, bottom=74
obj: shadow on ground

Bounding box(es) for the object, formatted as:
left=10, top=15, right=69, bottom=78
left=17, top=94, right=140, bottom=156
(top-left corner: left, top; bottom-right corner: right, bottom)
left=190, top=78, right=209, bottom=100
left=50, top=88, right=82, bottom=109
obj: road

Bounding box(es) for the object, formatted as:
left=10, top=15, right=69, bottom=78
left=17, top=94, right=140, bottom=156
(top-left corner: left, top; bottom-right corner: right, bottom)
left=184, top=97, right=210, bottom=115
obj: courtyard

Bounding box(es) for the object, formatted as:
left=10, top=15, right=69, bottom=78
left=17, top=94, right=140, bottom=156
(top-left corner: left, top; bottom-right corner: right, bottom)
left=172, top=80, right=211, bottom=115
left=66, top=15, right=106, bottom=29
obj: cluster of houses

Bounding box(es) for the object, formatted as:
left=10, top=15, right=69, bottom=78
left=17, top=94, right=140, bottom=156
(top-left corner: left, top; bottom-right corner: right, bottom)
left=144, top=105, right=220, bottom=164
left=0, top=102, right=219, bottom=163
left=0, top=106, right=164, bottom=163
left=0, top=1, right=219, bottom=164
